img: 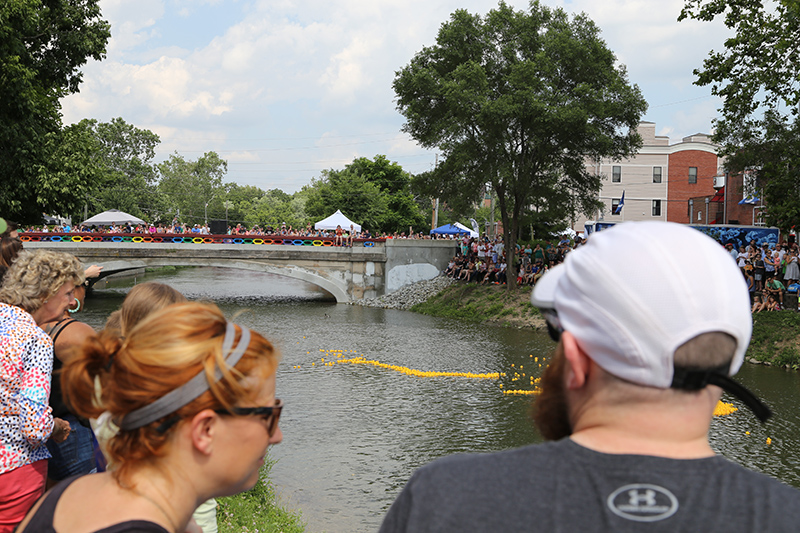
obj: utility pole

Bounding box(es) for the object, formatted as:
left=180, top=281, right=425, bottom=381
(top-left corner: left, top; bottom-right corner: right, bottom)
left=490, top=187, right=495, bottom=239
left=431, top=154, right=439, bottom=230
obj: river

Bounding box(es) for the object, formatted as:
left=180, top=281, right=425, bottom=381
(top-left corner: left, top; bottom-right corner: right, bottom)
left=80, top=267, right=800, bottom=533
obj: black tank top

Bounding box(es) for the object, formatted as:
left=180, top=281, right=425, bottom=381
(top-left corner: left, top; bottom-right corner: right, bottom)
left=44, top=317, right=77, bottom=419
left=22, top=475, right=169, bottom=532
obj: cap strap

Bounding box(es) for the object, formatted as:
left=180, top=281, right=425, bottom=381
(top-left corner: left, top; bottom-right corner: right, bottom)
left=119, top=322, right=251, bottom=431
left=671, top=368, right=772, bottom=423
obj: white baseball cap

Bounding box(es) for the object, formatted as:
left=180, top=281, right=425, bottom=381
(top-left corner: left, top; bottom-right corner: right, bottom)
left=532, top=221, right=770, bottom=421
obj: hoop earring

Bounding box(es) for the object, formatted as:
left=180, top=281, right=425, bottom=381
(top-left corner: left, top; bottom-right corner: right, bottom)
left=68, top=298, right=81, bottom=314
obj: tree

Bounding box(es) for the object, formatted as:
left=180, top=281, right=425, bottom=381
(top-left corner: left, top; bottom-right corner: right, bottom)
left=394, top=1, right=646, bottom=286
left=680, top=0, right=800, bottom=231
left=80, top=117, right=163, bottom=221
left=158, top=152, right=228, bottom=225
left=303, top=169, right=388, bottom=233
left=245, top=188, right=307, bottom=229
left=0, top=0, right=110, bottom=221
left=36, top=122, right=106, bottom=221
left=225, top=183, right=267, bottom=225
left=343, top=155, right=427, bottom=233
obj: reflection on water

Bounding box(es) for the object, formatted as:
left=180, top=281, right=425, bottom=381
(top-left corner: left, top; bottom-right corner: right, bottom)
left=81, top=267, right=800, bottom=533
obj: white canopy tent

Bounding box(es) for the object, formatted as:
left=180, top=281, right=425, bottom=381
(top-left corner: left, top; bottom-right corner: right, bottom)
left=453, top=222, right=479, bottom=238
left=80, top=209, right=145, bottom=226
left=314, top=210, right=361, bottom=232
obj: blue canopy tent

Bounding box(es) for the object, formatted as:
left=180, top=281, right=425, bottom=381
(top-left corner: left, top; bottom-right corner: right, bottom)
left=430, top=223, right=478, bottom=238
left=430, top=223, right=467, bottom=235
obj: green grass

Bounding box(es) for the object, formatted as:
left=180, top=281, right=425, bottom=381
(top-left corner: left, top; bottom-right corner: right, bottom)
left=217, top=456, right=305, bottom=533
left=748, top=311, right=800, bottom=369
left=411, top=283, right=541, bottom=324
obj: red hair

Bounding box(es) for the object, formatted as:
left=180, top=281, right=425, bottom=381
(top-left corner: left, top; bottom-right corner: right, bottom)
left=62, top=302, right=279, bottom=482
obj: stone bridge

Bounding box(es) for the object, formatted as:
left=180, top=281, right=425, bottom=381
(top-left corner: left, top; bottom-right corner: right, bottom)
left=24, top=236, right=457, bottom=303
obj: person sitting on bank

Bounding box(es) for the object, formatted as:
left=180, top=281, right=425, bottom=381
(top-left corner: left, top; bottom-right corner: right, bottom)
left=379, top=221, right=798, bottom=533
left=764, top=274, right=785, bottom=306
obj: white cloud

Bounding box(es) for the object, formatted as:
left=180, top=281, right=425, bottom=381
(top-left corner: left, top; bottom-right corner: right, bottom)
left=61, top=0, right=736, bottom=191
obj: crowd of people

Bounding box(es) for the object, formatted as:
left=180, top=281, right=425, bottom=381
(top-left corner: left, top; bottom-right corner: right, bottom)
left=3, top=214, right=800, bottom=532
left=729, top=240, right=800, bottom=312
left=444, top=235, right=583, bottom=285
left=20, top=220, right=451, bottom=241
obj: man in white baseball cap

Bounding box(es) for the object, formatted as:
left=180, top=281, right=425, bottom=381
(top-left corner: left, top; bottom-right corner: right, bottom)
left=380, top=222, right=800, bottom=532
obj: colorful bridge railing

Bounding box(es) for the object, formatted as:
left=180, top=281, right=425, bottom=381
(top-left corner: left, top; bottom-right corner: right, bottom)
left=20, top=233, right=383, bottom=248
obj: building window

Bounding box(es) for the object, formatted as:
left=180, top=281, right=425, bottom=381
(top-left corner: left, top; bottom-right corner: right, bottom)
left=611, top=198, right=621, bottom=215
left=653, top=167, right=662, bottom=183
left=612, top=166, right=621, bottom=183
left=652, top=199, right=661, bottom=216
left=689, top=167, right=697, bottom=184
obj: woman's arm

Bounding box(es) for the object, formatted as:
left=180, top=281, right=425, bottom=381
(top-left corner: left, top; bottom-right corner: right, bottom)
left=19, top=335, right=56, bottom=446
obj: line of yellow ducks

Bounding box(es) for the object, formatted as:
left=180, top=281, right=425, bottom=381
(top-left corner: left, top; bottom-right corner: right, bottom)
left=294, top=349, right=740, bottom=417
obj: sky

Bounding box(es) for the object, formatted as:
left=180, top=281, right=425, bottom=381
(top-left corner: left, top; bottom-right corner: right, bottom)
left=60, top=0, right=732, bottom=194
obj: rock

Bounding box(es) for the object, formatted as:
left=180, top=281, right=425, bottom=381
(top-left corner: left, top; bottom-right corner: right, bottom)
left=351, top=276, right=456, bottom=310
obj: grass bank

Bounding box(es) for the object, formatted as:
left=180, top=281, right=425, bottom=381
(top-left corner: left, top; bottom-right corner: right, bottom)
left=412, top=283, right=800, bottom=369
left=748, top=311, right=800, bottom=370
left=411, top=283, right=545, bottom=329
left=217, top=456, right=305, bottom=533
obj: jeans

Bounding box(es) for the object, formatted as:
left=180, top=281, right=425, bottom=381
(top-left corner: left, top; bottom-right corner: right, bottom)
left=45, top=414, right=97, bottom=481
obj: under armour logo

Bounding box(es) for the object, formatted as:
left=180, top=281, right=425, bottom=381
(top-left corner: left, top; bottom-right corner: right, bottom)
left=627, top=488, right=657, bottom=507
left=608, top=484, right=679, bottom=522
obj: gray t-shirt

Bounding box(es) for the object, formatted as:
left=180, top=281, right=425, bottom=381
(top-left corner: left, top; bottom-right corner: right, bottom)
left=379, top=438, right=800, bottom=532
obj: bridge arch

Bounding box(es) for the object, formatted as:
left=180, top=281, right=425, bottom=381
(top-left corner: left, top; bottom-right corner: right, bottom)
left=94, top=258, right=349, bottom=302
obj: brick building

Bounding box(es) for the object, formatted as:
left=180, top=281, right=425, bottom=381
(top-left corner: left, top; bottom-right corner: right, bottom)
left=575, top=122, right=737, bottom=229
left=667, top=135, right=720, bottom=224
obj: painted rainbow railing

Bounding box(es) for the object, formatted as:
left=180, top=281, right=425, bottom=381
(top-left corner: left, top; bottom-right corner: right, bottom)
left=19, top=233, right=384, bottom=247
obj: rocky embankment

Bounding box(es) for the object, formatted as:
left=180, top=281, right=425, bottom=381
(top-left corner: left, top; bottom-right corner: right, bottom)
left=351, top=276, right=457, bottom=310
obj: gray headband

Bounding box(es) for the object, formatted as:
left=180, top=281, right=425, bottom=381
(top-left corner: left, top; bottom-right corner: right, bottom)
left=119, top=322, right=252, bottom=431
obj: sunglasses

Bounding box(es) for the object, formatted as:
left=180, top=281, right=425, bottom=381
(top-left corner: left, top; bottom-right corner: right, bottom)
left=215, top=399, right=283, bottom=437
left=541, top=309, right=564, bottom=342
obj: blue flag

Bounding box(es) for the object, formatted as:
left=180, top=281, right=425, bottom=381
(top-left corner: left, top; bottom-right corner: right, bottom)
left=614, top=191, right=625, bottom=214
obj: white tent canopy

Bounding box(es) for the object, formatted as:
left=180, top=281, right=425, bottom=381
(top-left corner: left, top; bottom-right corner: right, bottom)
left=453, top=222, right=479, bottom=238
left=314, top=210, right=361, bottom=232
left=80, top=209, right=145, bottom=226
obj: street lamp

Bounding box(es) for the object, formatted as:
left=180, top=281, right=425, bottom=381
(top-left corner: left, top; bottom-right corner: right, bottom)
left=204, top=193, right=217, bottom=226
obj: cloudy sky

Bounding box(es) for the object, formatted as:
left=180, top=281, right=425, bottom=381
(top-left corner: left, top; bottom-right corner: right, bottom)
left=61, top=0, right=731, bottom=194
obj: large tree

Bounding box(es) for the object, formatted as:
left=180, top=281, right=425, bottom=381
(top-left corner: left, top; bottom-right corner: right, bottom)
left=680, top=0, right=800, bottom=230
left=0, top=0, right=110, bottom=222
left=158, top=152, right=228, bottom=225
left=394, top=1, right=646, bottom=286
left=303, top=168, right=388, bottom=233
left=80, top=117, right=163, bottom=221
left=344, top=155, right=427, bottom=233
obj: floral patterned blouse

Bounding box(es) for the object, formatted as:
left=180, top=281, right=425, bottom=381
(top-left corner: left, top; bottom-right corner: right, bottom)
left=0, top=302, right=55, bottom=474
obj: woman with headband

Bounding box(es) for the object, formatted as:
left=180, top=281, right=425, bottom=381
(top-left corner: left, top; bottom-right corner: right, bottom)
left=18, top=302, right=283, bottom=533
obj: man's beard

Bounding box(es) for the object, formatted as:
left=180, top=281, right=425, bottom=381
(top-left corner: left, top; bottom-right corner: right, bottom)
left=531, top=344, right=572, bottom=441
